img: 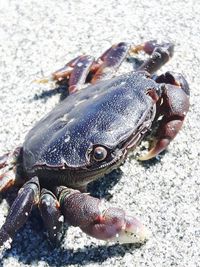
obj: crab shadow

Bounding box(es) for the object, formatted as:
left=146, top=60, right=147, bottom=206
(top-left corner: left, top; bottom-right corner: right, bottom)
left=33, top=79, right=69, bottom=102
left=88, top=168, right=123, bottom=199
left=3, top=227, right=143, bottom=266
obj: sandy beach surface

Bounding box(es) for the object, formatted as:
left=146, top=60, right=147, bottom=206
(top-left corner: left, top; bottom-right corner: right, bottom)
left=0, top=0, right=199, bottom=266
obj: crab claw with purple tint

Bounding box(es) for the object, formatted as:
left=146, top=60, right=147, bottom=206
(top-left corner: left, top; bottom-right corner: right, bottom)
left=56, top=187, right=150, bottom=244
left=81, top=207, right=150, bottom=244
left=109, top=215, right=151, bottom=244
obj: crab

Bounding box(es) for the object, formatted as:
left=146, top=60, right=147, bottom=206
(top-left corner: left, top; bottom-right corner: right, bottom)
left=0, top=40, right=189, bottom=249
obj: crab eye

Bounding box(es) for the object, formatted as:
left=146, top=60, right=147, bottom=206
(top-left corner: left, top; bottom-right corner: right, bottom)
left=93, top=146, right=107, bottom=161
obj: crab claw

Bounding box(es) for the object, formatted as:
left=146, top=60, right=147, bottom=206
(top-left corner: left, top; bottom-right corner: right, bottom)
left=81, top=207, right=150, bottom=244
left=108, top=214, right=151, bottom=244
left=138, top=139, right=170, bottom=161
left=56, top=187, right=150, bottom=244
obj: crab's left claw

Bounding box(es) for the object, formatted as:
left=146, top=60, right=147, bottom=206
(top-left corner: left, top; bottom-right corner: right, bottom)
left=138, top=118, right=187, bottom=161
left=138, top=139, right=170, bottom=161
left=139, top=72, right=190, bottom=161
left=56, top=187, right=150, bottom=244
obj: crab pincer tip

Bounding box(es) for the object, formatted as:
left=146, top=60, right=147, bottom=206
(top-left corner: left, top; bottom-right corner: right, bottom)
left=138, top=139, right=170, bottom=161
left=110, top=216, right=151, bottom=244
left=137, top=149, right=157, bottom=161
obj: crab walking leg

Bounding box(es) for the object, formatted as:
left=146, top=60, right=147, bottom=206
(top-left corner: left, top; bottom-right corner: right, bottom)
left=52, top=55, right=95, bottom=94
left=67, top=55, right=95, bottom=93
left=53, top=42, right=130, bottom=85
left=36, top=42, right=130, bottom=88
left=91, top=42, right=130, bottom=83
left=52, top=56, right=84, bottom=81
left=0, top=176, right=40, bottom=247
left=36, top=55, right=95, bottom=93
left=0, top=147, right=22, bottom=170
left=0, top=153, right=10, bottom=169
left=130, top=40, right=174, bottom=74
left=0, top=169, right=16, bottom=192
left=131, top=40, right=174, bottom=56
left=55, top=186, right=150, bottom=244
left=39, top=189, right=64, bottom=244
left=139, top=72, right=190, bottom=160
left=36, top=56, right=85, bottom=83
left=0, top=147, right=23, bottom=192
